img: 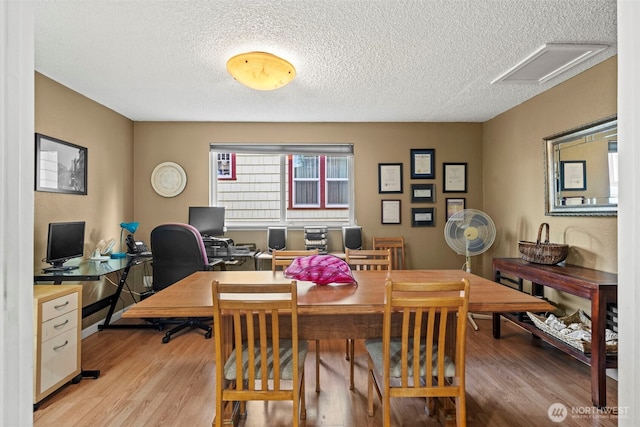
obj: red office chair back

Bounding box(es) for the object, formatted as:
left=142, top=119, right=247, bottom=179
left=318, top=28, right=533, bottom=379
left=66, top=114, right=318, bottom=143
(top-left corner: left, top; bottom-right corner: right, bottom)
left=151, top=223, right=209, bottom=291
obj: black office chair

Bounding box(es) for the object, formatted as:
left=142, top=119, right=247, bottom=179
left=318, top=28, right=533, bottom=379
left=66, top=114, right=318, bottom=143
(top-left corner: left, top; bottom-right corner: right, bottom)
left=150, top=223, right=214, bottom=343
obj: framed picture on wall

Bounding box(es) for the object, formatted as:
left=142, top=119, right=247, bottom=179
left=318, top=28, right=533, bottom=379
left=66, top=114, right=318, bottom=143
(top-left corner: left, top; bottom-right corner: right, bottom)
left=411, top=183, right=435, bottom=203
left=443, top=162, right=467, bottom=193
left=412, top=207, right=435, bottom=227
left=381, top=199, right=401, bottom=224
left=35, top=133, right=87, bottom=195
left=378, top=163, right=403, bottom=193
left=446, top=198, right=466, bottom=220
left=410, top=148, right=435, bottom=179
left=560, top=160, right=587, bottom=191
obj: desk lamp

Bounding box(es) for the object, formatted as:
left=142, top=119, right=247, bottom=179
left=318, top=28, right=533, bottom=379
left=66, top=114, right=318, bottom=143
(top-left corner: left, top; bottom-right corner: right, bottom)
left=110, top=221, right=139, bottom=259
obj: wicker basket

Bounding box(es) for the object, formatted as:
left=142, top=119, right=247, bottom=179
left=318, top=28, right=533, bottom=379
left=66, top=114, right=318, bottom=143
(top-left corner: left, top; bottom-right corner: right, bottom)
left=526, top=310, right=618, bottom=354
left=518, top=223, right=569, bottom=265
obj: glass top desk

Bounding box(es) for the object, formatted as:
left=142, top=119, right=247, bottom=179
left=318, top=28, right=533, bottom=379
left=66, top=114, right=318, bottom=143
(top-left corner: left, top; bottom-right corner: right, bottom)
left=34, top=255, right=153, bottom=330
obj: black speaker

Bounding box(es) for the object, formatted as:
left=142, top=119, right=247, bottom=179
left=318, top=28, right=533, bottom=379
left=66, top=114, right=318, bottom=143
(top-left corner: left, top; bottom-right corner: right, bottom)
left=342, top=226, right=362, bottom=250
left=267, top=227, right=287, bottom=252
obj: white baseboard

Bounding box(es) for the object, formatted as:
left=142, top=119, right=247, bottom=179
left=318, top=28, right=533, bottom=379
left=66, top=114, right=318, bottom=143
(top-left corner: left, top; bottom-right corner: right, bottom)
left=81, top=306, right=128, bottom=339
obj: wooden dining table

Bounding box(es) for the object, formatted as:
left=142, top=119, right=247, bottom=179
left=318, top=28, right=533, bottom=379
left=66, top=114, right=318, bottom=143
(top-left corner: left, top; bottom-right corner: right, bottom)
left=123, top=269, right=553, bottom=425
left=124, top=269, right=555, bottom=342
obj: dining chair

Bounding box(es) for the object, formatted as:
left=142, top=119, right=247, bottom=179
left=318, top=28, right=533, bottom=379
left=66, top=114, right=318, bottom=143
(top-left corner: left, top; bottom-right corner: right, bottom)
left=212, top=280, right=308, bottom=427
left=365, top=278, right=470, bottom=427
left=372, top=236, right=406, bottom=270
left=271, top=249, right=319, bottom=273
left=344, top=248, right=392, bottom=390
left=271, top=249, right=322, bottom=393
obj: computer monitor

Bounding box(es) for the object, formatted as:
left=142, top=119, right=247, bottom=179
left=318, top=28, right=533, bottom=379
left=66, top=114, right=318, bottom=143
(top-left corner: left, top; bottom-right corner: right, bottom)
left=188, top=206, right=225, bottom=237
left=44, top=221, right=85, bottom=272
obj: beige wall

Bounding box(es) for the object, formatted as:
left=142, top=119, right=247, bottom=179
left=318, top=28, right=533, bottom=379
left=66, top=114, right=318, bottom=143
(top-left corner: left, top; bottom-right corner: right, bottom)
left=482, top=57, right=617, bottom=312
left=133, top=121, right=484, bottom=271
left=34, top=56, right=617, bottom=324
left=34, top=73, right=140, bottom=327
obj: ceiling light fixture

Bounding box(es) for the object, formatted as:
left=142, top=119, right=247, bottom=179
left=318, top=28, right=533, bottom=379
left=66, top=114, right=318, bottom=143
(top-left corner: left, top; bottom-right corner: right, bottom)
left=226, top=51, right=296, bottom=91
left=491, top=43, right=608, bottom=85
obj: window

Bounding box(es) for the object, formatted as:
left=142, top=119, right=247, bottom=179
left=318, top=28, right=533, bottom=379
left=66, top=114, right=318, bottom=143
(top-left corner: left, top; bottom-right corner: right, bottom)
left=216, top=153, right=236, bottom=180
left=289, top=155, right=349, bottom=208
left=209, top=144, right=354, bottom=228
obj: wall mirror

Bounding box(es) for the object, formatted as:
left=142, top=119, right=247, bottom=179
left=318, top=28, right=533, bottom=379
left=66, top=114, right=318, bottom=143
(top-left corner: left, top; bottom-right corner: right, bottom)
left=544, top=116, right=617, bottom=216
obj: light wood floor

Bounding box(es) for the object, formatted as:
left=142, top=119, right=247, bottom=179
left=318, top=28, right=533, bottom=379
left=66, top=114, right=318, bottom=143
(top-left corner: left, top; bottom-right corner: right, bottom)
left=34, top=317, right=618, bottom=427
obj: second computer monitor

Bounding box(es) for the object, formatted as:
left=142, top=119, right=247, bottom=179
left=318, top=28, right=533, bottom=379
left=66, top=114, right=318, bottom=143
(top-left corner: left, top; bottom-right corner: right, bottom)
left=188, top=206, right=225, bottom=237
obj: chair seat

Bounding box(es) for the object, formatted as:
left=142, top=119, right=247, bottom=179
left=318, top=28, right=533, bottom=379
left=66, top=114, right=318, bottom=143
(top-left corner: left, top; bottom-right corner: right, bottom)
left=365, top=338, right=455, bottom=378
left=224, top=340, right=309, bottom=381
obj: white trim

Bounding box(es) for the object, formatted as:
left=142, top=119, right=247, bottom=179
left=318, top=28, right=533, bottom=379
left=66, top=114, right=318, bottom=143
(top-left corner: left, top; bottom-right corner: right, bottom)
left=618, top=1, right=640, bottom=424
left=2, top=2, right=35, bottom=425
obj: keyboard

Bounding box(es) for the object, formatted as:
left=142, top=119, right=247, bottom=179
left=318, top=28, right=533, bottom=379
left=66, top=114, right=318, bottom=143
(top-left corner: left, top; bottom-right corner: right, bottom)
left=128, top=251, right=152, bottom=257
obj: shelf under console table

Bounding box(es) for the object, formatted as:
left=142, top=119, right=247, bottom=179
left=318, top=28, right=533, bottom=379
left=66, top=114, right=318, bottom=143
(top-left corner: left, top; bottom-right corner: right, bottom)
left=492, top=258, right=617, bottom=408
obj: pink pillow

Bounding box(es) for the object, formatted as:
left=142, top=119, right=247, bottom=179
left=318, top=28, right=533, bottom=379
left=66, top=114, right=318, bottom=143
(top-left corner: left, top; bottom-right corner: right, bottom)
left=284, top=254, right=356, bottom=285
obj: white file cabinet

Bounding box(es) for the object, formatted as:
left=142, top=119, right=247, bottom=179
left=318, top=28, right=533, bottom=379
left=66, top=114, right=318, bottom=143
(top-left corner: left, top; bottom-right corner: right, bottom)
left=34, top=285, right=82, bottom=406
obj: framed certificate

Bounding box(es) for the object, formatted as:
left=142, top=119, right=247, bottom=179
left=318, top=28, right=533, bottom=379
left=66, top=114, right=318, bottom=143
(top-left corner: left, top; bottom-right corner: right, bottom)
left=443, top=162, right=467, bottom=193
left=378, top=163, right=403, bottom=193
left=412, top=207, right=435, bottom=227
left=381, top=199, right=401, bottom=224
left=411, top=183, right=435, bottom=203
left=410, top=149, right=435, bottom=179
left=560, top=160, right=587, bottom=191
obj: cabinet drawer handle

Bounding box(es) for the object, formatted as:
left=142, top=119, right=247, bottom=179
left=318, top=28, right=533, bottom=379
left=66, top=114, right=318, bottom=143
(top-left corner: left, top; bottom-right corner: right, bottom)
left=53, top=319, right=70, bottom=329
left=53, top=340, right=69, bottom=351
left=54, top=301, right=70, bottom=310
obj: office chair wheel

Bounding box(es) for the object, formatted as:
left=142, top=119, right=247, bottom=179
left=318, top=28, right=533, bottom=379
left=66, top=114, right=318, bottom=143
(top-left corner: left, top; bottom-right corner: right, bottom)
left=205, top=329, right=212, bottom=339
left=162, top=334, right=171, bottom=344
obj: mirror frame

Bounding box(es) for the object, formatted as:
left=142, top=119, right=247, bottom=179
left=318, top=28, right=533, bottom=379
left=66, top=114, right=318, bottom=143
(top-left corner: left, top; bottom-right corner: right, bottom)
left=544, top=115, right=617, bottom=216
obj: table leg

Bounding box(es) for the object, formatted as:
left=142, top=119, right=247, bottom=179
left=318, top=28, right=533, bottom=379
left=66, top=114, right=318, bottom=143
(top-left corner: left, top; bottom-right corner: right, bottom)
left=492, top=313, right=501, bottom=338
left=590, top=291, right=607, bottom=408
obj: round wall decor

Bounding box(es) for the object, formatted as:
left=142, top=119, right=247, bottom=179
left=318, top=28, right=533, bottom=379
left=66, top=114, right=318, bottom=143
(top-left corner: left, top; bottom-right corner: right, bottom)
left=151, top=162, right=187, bottom=197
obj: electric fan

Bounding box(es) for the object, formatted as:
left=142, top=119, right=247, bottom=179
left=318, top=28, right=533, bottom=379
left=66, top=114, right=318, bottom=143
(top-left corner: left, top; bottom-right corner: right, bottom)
left=444, top=209, right=497, bottom=331
left=444, top=209, right=496, bottom=273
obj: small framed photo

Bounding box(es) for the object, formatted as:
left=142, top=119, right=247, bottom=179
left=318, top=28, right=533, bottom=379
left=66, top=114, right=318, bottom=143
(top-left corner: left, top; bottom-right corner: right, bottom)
left=560, top=160, right=587, bottom=191
left=381, top=199, right=401, bottom=224
left=410, top=148, right=435, bottom=179
left=412, top=207, right=435, bottom=227
left=378, top=163, right=403, bottom=193
left=443, top=162, right=467, bottom=193
left=411, top=183, right=435, bottom=203
left=35, top=133, right=87, bottom=195
left=446, top=198, right=466, bottom=220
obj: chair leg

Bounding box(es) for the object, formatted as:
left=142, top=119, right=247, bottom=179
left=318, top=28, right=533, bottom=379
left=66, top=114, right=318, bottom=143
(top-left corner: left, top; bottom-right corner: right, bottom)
left=300, top=369, right=307, bottom=420
left=367, top=357, right=375, bottom=416
left=349, top=339, right=355, bottom=390
left=456, top=391, right=467, bottom=427
left=315, top=340, right=320, bottom=393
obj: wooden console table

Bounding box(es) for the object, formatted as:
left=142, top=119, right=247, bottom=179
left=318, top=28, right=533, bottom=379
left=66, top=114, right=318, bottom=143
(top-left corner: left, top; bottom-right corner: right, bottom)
left=492, top=258, right=617, bottom=408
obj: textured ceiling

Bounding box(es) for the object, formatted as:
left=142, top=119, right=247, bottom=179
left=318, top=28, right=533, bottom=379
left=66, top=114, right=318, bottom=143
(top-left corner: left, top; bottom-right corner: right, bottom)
left=34, top=0, right=617, bottom=122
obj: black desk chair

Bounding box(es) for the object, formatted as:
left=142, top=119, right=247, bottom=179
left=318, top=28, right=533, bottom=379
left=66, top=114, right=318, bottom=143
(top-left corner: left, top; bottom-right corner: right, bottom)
left=151, top=223, right=215, bottom=343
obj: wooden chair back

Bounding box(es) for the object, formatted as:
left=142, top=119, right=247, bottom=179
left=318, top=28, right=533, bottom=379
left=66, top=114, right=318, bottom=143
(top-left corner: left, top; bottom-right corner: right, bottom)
left=271, top=248, right=321, bottom=392
left=271, top=249, right=319, bottom=272
left=366, top=278, right=470, bottom=426
left=372, top=237, right=406, bottom=270
left=212, top=280, right=307, bottom=427
left=345, top=248, right=392, bottom=271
